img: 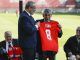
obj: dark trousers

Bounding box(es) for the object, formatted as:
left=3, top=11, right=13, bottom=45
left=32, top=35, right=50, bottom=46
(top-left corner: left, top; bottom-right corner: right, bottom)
left=42, top=51, right=56, bottom=60
left=37, top=48, right=43, bottom=60
left=38, top=52, right=43, bottom=60
left=22, top=48, right=36, bottom=60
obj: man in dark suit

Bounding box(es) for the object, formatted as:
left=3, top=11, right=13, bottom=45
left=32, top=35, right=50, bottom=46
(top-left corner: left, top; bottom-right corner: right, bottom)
left=36, top=9, right=63, bottom=60
left=18, top=1, right=40, bottom=60
left=64, top=27, right=80, bottom=60
left=0, top=31, right=19, bottom=60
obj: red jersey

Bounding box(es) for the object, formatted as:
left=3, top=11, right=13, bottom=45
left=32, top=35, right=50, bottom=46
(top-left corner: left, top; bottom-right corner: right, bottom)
left=8, top=46, right=22, bottom=60
left=39, top=21, right=60, bottom=52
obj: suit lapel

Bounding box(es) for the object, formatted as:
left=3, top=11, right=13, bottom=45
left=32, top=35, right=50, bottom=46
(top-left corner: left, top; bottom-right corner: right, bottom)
left=29, top=16, right=35, bottom=25
left=2, top=41, right=6, bottom=49
left=24, top=11, right=35, bottom=25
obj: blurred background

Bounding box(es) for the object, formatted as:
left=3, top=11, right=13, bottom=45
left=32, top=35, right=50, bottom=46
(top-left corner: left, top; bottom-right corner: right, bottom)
left=0, top=0, right=80, bottom=60
left=0, top=0, right=80, bottom=13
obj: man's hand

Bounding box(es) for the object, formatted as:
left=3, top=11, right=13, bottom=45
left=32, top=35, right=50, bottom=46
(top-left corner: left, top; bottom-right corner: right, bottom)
left=68, top=55, right=76, bottom=60
left=36, top=22, right=40, bottom=27
left=68, top=52, right=73, bottom=57
left=35, top=22, right=40, bottom=30
left=58, top=24, right=62, bottom=28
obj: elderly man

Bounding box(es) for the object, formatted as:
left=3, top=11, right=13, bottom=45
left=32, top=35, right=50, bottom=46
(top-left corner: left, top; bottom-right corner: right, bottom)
left=64, top=27, right=80, bottom=60
left=0, top=31, right=21, bottom=60
left=36, top=9, right=63, bottom=60
left=18, top=1, right=40, bottom=60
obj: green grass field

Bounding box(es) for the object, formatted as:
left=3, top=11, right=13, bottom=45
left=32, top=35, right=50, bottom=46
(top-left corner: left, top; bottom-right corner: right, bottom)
left=0, top=13, right=80, bottom=60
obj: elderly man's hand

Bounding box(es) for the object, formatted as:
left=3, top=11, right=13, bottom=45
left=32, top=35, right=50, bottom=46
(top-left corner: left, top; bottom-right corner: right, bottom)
left=68, top=54, right=76, bottom=60
left=76, top=55, right=80, bottom=59
left=68, top=52, right=73, bottom=57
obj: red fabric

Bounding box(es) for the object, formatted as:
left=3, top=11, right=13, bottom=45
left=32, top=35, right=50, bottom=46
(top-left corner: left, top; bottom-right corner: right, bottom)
left=8, top=46, right=22, bottom=60
left=13, top=46, right=22, bottom=55
left=8, top=47, right=13, bottom=58
left=39, top=21, right=60, bottom=52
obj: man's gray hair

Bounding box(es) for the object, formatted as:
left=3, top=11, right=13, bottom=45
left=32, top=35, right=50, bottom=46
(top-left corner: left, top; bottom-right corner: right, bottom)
left=77, top=27, right=80, bottom=31
left=25, top=1, right=35, bottom=9
left=42, top=9, right=53, bottom=15
left=5, top=31, right=12, bottom=37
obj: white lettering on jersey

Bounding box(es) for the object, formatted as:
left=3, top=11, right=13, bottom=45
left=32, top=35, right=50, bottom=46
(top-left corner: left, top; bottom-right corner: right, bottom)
left=45, top=29, right=52, bottom=41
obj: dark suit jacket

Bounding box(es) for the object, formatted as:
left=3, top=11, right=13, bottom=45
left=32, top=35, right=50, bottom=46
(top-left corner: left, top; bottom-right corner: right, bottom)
left=0, top=39, right=18, bottom=60
left=18, top=11, right=37, bottom=48
left=36, top=19, right=63, bottom=53
left=0, top=39, right=18, bottom=50
left=64, top=35, right=80, bottom=57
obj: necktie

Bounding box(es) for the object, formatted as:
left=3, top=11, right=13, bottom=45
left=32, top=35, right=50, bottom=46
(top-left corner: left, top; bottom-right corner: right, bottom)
left=8, top=41, right=14, bottom=58
left=8, top=42, right=11, bottom=47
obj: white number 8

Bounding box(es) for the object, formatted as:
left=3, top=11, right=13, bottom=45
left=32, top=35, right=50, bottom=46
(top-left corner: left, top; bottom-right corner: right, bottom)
left=45, top=29, right=52, bottom=40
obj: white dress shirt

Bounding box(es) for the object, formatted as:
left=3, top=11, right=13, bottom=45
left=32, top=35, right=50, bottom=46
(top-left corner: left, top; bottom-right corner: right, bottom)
left=25, top=10, right=31, bottom=16
left=6, top=41, right=13, bottom=53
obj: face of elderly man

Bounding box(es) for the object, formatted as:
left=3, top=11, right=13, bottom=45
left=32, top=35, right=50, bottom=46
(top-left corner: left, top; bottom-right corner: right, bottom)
left=76, top=27, right=80, bottom=39
left=4, top=31, right=12, bottom=41
left=25, top=1, right=36, bottom=15
left=43, top=9, right=52, bottom=21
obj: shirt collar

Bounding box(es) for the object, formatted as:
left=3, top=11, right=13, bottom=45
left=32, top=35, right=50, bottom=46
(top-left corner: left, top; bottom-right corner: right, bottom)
left=6, top=41, right=13, bottom=53
left=6, top=40, right=12, bottom=43
left=25, top=10, right=31, bottom=16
